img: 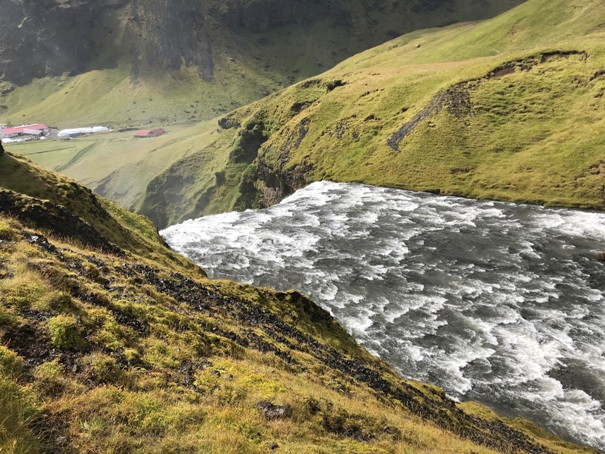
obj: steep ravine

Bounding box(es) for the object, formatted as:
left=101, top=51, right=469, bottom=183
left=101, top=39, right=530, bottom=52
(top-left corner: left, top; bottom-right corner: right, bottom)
left=138, top=38, right=605, bottom=226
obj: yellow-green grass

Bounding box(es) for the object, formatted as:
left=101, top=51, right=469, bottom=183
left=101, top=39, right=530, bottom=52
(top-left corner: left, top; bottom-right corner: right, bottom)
left=0, top=211, right=594, bottom=453
left=271, top=50, right=605, bottom=208
left=0, top=60, right=285, bottom=129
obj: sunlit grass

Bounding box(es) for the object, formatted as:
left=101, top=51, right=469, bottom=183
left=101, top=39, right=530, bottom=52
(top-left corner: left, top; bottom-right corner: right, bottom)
left=0, top=207, right=592, bottom=452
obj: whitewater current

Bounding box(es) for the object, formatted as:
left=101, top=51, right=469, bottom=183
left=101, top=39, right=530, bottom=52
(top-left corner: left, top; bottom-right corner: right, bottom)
left=161, top=181, right=605, bottom=450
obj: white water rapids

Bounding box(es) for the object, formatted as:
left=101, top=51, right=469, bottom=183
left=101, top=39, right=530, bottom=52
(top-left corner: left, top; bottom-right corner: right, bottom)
left=161, top=181, right=605, bottom=450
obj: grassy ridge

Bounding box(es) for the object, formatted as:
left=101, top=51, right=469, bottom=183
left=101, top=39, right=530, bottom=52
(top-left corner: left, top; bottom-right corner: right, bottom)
left=0, top=158, right=596, bottom=452
left=0, top=152, right=193, bottom=269
left=0, top=0, right=522, bottom=128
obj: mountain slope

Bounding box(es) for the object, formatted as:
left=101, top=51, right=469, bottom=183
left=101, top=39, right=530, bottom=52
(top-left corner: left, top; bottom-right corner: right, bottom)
left=0, top=153, right=593, bottom=453
left=137, top=0, right=605, bottom=227
left=0, top=0, right=522, bottom=127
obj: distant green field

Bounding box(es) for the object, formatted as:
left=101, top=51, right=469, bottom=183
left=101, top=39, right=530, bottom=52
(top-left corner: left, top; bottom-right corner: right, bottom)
left=9, top=121, right=229, bottom=211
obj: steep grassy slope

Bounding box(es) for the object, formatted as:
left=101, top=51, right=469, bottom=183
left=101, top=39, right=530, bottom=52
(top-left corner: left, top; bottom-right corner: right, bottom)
left=0, top=154, right=594, bottom=453
left=3, top=0, right=524, bottom=220
left=137, top=0, right=605, bottom=227
left=0, top=152, right=193, bottom=269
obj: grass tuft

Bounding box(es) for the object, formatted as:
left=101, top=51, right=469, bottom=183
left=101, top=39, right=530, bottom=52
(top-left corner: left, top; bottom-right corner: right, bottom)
left=48, top=315, right=86, bottom=351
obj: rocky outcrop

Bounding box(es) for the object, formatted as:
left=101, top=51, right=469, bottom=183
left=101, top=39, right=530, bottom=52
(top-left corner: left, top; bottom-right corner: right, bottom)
left=256, top=157, right=312, bottom=208
left=214, top=0, right=345, bottom=33
left=0, top=189, right=122, bottom=254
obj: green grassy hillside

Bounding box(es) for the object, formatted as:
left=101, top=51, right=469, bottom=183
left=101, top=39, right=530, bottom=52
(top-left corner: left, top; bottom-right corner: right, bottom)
left=135, top=0, right=605, bottom=227
left=0, top=152, right=194, bottom=269
left=0, top=154, right=593, bottom=453
left=2, top=0, right=524, bottom=223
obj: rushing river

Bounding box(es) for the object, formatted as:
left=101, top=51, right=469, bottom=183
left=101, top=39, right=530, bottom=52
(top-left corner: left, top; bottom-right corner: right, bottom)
left=161, top=181, right=605, bottom=449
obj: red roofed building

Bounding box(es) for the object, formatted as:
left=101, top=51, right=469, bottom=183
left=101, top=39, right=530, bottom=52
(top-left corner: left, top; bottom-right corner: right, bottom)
left=1, top=124, right=49, bottom=137
left=134, top=128, right=166, bottom=138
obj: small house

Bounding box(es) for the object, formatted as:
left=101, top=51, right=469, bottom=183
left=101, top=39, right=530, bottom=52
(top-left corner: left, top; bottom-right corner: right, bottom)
left=134, top=128, right=166, bottom=138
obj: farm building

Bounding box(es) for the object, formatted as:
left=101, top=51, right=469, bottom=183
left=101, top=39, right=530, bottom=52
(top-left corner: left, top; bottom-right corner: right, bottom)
left=134, top=128, right=166, bottom=138
left=1, top=124, right=49, bottom=138
left=58, top=126, right=109, bottom=138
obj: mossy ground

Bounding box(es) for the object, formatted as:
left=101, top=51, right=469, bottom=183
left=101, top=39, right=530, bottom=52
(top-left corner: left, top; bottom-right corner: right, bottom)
left=0, top=210, right=594, bottom=453
left=0, top=152, right=193, bottom=269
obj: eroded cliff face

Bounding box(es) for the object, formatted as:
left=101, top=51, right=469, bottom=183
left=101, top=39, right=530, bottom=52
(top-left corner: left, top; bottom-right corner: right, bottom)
left=0, top=0, right=216, bottom=85
left=127, top=0, right=214, bottom=82
left=212, top=0, right=521, bottom=38
left=0, top=0, right=128, bottom=86
left=213, top=0, right=344, bottom=33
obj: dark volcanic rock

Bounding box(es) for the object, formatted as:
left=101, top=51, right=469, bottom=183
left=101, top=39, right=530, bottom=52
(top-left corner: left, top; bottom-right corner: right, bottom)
left=0, top=189, right=122, bottom=254
left=214, top=0, right=340, bottom=33
left=128, top=0, right=215, bottom=82
left=256, top=401, right=293, bottom=420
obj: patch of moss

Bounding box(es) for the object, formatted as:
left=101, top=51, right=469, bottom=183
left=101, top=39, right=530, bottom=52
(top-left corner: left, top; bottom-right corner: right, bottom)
left=48, top=314, right=86, bottom=351
left=79, top=353, right=128, bottom=386
left=32, top=360, right=68, bottom=398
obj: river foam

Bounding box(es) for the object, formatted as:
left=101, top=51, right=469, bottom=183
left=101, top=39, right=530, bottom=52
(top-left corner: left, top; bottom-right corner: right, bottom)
left=162, top=181, right=605, bottom=449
